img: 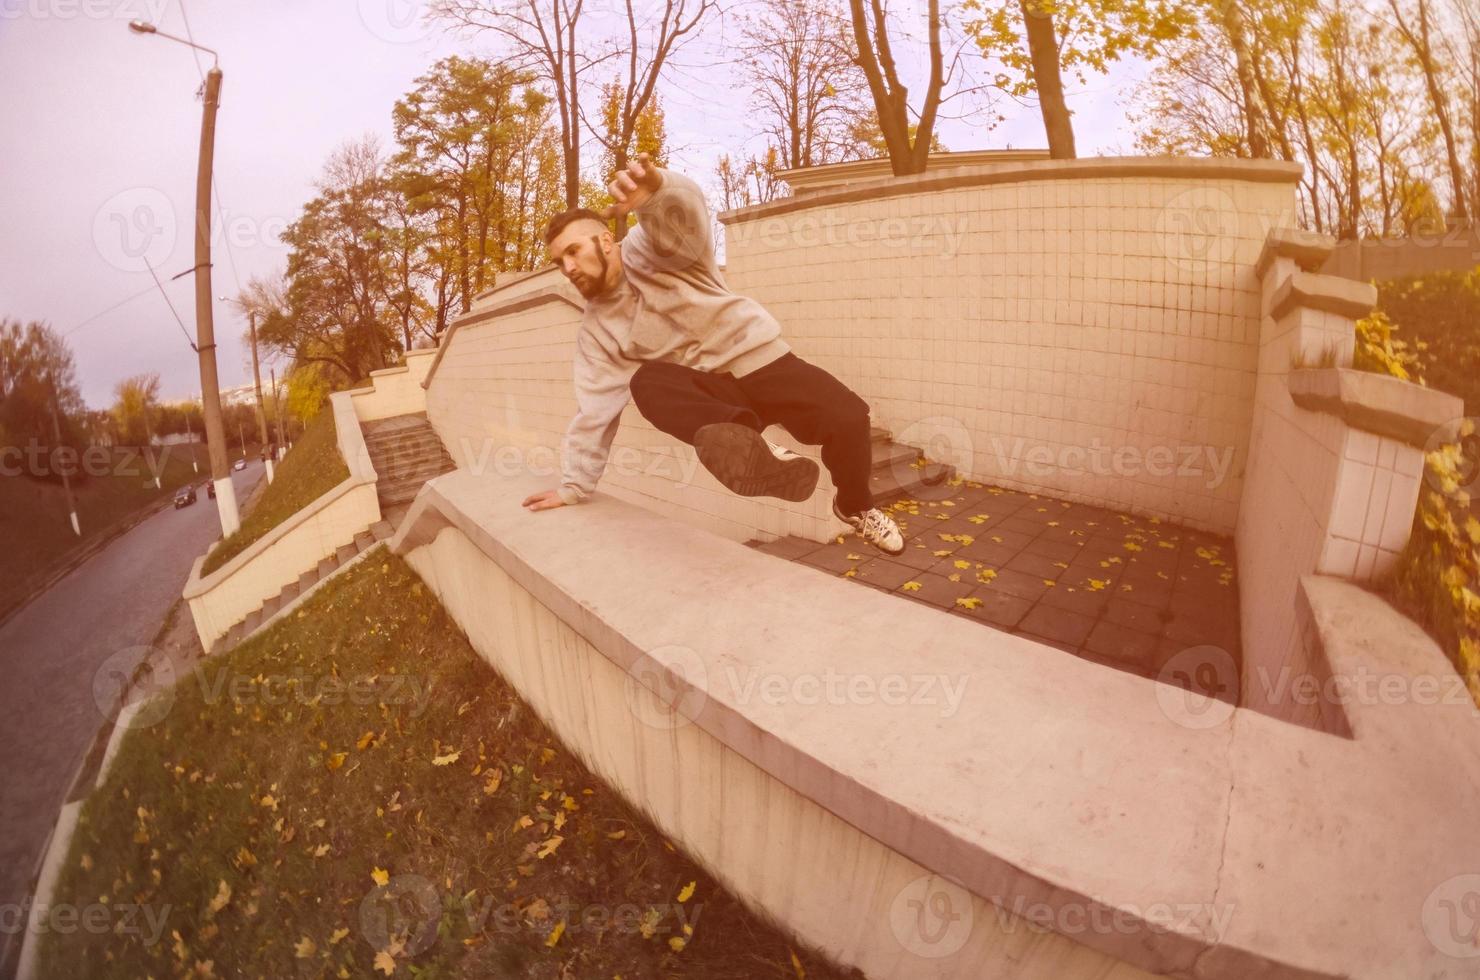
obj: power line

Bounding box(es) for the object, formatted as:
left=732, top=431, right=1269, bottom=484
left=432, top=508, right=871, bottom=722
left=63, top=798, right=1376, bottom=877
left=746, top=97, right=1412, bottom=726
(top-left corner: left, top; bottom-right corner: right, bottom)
left=62, top=284, right=159, bottom=338
left=143, top=256, right=200, bottom=352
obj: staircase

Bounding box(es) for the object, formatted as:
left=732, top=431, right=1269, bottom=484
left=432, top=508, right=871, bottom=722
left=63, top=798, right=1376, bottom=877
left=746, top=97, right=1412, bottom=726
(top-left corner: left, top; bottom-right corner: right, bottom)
left=362, top=413, right=457, bottom=510
left=211, top=521, right=394, bottom=654
left=866, top=425, right=953, bottom=506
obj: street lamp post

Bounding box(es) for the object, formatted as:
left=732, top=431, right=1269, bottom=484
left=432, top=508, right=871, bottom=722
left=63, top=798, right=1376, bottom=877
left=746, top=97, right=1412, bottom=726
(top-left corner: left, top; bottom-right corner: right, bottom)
left=129, top=19, right=239, bottom=536
left=221, top=296, right=274, bottom=483
left=270, top=366, right=286, bottom=460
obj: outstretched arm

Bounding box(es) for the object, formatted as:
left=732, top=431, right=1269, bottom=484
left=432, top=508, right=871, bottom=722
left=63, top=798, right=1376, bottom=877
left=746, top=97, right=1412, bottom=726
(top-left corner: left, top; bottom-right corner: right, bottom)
left=601, top=152, right=715, bottom=273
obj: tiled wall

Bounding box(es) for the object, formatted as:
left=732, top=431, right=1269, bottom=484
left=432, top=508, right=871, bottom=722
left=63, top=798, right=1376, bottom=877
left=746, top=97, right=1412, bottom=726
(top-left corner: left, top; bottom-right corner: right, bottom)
left=721, top=174, right=1301, bottom=535
left=426, top=283, right=838, bottom=545
left=428, top=162, right=1303, bottom=545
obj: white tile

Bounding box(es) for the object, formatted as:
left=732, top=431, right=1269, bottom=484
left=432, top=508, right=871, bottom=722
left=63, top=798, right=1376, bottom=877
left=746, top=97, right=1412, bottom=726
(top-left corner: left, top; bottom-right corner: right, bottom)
left=1328, top=460, right=1374, bottom=541
left=1354, top=543, right=1378, bottom=581
left=1379, top=472, right=1420, bottom=553
left=1345, top=428, right=1379, bottom=465
left=1318, top=536, right=1360, bottom=578
left=1363, top=468, right=1393, bottom=545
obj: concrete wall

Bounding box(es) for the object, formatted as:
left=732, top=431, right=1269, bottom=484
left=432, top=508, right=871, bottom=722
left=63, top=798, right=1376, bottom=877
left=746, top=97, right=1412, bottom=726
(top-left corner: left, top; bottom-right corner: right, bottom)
left=425, top=157, right=1307, bottom=544
left=1322, top=227, right=1480, bottom=282
left=183, top=391, right=383, bottom=651
left=1233, top=231, right=1463, bottom=729
left=350, top=349, right=437, bottom=424
left=389, top=467, right=1480, bottom=980
left=719, top=158, right=1308, bottom=537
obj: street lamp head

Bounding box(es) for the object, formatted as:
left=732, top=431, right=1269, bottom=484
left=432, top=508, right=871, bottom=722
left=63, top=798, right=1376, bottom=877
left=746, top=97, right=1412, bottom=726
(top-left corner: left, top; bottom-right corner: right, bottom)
left=127, top=19, right=157, bottom=34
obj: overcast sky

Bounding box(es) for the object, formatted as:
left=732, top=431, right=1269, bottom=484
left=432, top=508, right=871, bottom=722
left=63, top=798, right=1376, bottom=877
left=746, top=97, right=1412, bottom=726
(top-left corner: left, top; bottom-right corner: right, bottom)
left=0, top=0, right=1144, bottom=409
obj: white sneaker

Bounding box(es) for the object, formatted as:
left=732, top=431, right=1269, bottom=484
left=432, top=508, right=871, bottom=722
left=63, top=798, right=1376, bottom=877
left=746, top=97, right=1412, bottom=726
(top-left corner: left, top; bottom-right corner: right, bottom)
left=694, top=422, right=820, bottom=502
left=832, top=495, right=905, bottom=556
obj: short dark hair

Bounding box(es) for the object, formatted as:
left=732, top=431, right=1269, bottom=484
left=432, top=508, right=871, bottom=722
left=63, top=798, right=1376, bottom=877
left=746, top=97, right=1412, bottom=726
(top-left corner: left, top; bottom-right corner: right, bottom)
left=543, top=208, right=609, bottom=245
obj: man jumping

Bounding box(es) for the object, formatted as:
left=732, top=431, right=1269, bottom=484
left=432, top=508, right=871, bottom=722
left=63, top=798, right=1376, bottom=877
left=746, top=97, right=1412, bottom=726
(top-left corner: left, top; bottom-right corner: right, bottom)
left=520, top=152, right=905, bottom=556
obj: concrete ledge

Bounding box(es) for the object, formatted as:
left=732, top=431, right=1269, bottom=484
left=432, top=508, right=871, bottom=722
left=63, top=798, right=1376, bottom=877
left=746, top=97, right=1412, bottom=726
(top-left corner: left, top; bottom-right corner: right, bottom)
left=1288, top=367, right=1465, bottom=448
left=1269, top=271, right=1378, bottom=322
left=422, top=278, right=582, bottom=391
left=719, top=155, right=1303, bottom=225
left=1255, top=228, right=1338, bottom=281
left=15, top=800, right=83, bottom=980
left=388, top=468, right=1480, bottom=980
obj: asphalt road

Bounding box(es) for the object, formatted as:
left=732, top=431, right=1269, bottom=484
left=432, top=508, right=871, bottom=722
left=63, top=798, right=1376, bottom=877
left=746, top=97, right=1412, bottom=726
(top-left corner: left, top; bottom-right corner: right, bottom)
left=0, top=461, right=264, bottom=937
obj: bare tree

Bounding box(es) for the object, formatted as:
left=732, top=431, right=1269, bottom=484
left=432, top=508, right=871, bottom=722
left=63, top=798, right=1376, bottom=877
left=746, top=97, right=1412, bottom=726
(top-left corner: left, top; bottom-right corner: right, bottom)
left=847, top=0, right=946, bottom=175
left=738, top=0, right=874, bottom=169
left=582, top=0, right=713, bottom=234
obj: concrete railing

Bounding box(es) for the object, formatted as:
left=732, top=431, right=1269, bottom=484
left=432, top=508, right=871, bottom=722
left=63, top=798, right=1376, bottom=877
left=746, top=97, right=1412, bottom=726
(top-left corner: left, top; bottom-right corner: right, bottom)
left=182, top=392, right=381, bottom=652
left=1233, top=227, right=1465, bottom=730
left=349, top=348, right=437, bottom=424
left=389, top=465, right=1480, bottom=980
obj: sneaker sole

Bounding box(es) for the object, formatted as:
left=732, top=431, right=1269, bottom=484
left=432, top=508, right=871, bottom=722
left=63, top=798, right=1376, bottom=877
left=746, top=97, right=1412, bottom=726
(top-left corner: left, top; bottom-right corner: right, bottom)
left=694, top=422, right=819, bottom=502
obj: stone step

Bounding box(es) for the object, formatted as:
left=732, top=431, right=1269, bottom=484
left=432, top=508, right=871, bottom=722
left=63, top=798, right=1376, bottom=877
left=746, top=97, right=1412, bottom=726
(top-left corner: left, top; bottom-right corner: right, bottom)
left=363, top=427, right=440, bottom=448
left=364, top=433, right=444, bottom=454
left=870, top=425, right=891, bottom=445
left=869, top=461, right=954, bottom=507
left=371, top=520, right=395, bottom=540
left=317, top=556, right=335, bottom=579
left=379, top=483, right=429, bottom=507
left=335, top=543, right=356, bottom=564
left=870, top=440, right=919, bottom=472
left=354, top=530, right=374, bottom=552
left=374, top=457, right=456, bottom=482
left=298, top=569, right=317, bottom=592
left=259, top=593, right=283, bottom=622
left=241, top=609, right=262, bottom=634
left=365, top=444, right=449, bottom=467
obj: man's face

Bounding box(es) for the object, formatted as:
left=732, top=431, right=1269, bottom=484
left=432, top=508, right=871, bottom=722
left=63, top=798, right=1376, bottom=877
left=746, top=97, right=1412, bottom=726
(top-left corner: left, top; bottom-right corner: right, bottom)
left=549, top=221, right=616, bottom=299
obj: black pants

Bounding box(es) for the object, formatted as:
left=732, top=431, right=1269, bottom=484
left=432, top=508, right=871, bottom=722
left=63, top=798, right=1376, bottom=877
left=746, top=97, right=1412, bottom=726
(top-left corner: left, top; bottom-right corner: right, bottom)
left=628, top=352, right=875, bottom=515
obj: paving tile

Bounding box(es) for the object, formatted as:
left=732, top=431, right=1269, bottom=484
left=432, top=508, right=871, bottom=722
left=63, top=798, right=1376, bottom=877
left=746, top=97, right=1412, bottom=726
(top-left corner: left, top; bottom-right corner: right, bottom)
left=1030, top=536, right=1087, bottom=561
left=977, top=566, right=1053, bottom=603
left=1004, top=550, right=1071, bottom=580
left=954, top=588, right=1035, bottom=629
left=1102, top=598, right=1171, bottom=634
left=1013, top=631, right=1081, bottom=656
left=1083, top=620, right=1162, bottom=671
left=890, top=542, right=952, bottom=571
left=854, top=558, right=920, bottom=591
left=995, top=516, right=1046, bottom=537
left=1017, top=604, right=1097, bottom=646
left=955, top=538, right=1026, bottom=566
left=893, top=571, right=976, bottom=610
left=1035, top=582, right=1113, bottom=618
left=798, top=547, right=866, bottom=574
left=752, top=536, right=825, bottom=561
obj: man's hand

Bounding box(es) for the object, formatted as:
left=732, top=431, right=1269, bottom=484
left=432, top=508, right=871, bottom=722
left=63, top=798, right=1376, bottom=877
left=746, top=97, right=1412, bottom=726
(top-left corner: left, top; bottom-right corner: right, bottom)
left=598, top=152, right=663, bottom=221
left=521, top=489, right=567, bottom=512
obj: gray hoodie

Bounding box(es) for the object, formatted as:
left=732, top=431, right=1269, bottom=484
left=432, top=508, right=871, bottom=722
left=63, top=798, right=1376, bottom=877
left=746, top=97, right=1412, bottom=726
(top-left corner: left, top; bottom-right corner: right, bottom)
left=555, top=167, right=793, bottom=505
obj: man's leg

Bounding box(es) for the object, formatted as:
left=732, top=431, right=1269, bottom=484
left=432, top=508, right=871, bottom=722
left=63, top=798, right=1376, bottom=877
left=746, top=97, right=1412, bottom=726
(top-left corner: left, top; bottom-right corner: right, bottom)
left=734, top=353, right=875, bottom=516
left=629, top=359, right=819, bottom=500
left=628, top=359, right=761, bottom=442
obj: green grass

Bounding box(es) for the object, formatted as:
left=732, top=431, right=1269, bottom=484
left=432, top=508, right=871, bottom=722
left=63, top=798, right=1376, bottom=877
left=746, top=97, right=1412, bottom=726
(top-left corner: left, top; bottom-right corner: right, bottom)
left=0, top=443, right=223, bottom=618
left=200, top=410, right=349, bottom=577
left=38, top=551, right=860, bottom=980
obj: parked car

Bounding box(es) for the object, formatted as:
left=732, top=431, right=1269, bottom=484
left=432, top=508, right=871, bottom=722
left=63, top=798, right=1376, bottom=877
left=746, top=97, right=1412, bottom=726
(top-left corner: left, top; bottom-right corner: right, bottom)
left=233, top=458, right=246, bottom=472
left=206, top=481, right=216, bottom=499
left=173, top=485, right=197, bottom=509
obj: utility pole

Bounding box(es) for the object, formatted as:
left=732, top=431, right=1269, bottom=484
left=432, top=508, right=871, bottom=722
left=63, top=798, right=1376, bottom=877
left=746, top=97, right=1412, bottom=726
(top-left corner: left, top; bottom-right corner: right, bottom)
left=224, top=298, right=273, bottom=483
left=47, top=368, right=80, bottom=537
left=184, top=409, right=198, bottom=473
left=270, top=366, right=285, bottom=459
left=131, top=20, right=239, bottom=536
